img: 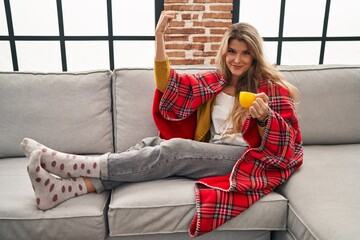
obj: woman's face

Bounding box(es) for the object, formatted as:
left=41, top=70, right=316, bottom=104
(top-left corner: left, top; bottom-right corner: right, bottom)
left=225, top=39, right=253, bottom=81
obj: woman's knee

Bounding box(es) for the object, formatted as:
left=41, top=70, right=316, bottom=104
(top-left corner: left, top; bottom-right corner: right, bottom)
left=162, top=138, right=195, bottom=151
left=128, top=137, right=163, bottom=151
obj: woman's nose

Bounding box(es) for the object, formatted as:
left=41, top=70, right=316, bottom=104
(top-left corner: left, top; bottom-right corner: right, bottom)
left=234, top=54, right=242, bottom=63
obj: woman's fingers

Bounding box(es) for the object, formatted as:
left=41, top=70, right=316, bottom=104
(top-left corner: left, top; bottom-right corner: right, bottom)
left=255, top=92, right=269, bottom=104
left=249, top=97, right=269, bottom=121
left=156, top=11, right=176, bottom=34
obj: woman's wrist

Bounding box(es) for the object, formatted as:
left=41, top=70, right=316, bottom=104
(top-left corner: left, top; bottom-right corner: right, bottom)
left=155, top=31, right=165, bottom=38
left=256, top=116, right=268, bottom=127
left=155, top=32, right=167, bottom=61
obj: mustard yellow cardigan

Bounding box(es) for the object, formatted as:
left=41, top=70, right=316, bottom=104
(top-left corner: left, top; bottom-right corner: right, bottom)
left=154, top=59, right=215, bottom=142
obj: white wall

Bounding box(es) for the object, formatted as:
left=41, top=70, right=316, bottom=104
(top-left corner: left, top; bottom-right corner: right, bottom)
left=0, top=0, right=359, bottom=71
left=240, top=0, right=360, bottom=65
left=0, top=0, right=155, bottom=71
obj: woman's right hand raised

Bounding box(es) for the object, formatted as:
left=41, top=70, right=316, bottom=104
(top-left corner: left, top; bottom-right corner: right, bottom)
left=155, top=11, right=175, bottom=61
left=155, top=11, right=175, bottom=35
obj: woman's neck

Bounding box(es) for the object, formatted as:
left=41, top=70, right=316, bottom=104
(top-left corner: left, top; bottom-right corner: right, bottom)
left=222, top=85, right=236, bottom=96
left=222, top=75, right=239, bottom=96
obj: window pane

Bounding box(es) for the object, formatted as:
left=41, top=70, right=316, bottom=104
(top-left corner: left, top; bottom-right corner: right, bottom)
left=114, top=41, right=155, bottom=68
left=66, top=41, right=109, bottom=71
left=324, top=41, right=360, bottom=64
left=0, top=2, right=8, bottom=35
left=263, top=41, right=278, bottom=65
left=283, top=0, right=326, bottom=37
left=281, top=42, right=321, bottom=65
left=0, top=41, right=13, bottom=71
left=62, top=0, right=107, bottom=36
left=327, top=0, right=360, bottom=36
left=10, top=0, right=59, bottom=36
left=16, top=41, right=62, bottom=71
left=239, top=0, right=281, bottom=37
left=113, top=0, right=155, bottom=36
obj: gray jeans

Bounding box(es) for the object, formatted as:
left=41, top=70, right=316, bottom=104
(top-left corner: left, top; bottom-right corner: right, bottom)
left=91, top=137, right=246, bottom=192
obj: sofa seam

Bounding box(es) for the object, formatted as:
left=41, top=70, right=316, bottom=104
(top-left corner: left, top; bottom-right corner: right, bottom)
left=110, top=228, right=278, bottom=237
left=287, top=228, right=298, bottom=240
left=0, top=70, right=112, bottom=75
left=279, top=65, right=360, bottom=72
left=108, top=197, right=288, bottom=209
left=109, top=229, right=190, bottom=237
left=288, top=203, right=320, bottom=240
left=110, top=71, right=116, bottom=153
left=108, top=202, right=195, bottom=209
left=0, top=215, right=104, bottom=220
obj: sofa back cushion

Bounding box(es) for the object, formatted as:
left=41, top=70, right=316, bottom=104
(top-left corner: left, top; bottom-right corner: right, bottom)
left=280, top=65, right=360, bottom=145
left=0, top=70, right=114, bottom=158
left=113, top=65, right=360, bottom=152
left=113, top=67, right=213, bottom=152
left=112, top=69, right=157, bottom=152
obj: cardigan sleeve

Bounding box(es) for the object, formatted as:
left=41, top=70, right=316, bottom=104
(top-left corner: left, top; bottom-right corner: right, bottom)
left=154, top=59, right=170, bottom=93
left=159, top=69, right=227, bottom=121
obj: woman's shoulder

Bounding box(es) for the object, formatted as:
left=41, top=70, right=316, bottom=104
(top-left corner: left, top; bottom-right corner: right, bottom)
left=192, top=69, right=225, bottom=79
left=170, top=68, right=227, bottom=86
left=259, top=79, right=291, bottom=98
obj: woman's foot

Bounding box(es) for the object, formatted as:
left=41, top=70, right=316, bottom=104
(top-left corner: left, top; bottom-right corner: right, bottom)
left=21, top=138, right=101, bottom=178
left=27, top=150, right=87, bottom=210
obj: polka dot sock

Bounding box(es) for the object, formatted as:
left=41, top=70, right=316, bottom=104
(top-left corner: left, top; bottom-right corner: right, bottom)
left=21, top=138, right=101, bottom=179
left=27, top=150, right=87, bottom=210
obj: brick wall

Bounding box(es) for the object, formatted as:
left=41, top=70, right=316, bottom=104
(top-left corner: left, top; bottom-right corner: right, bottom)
left=164, top=0, right=233, bottom=65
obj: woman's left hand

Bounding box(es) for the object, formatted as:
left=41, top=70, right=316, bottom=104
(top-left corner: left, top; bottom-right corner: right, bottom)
left=249, top=92, right=269, bottom=121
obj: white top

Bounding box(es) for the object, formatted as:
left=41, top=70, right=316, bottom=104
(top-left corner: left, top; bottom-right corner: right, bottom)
left=210, top=92, right=248, bottom=146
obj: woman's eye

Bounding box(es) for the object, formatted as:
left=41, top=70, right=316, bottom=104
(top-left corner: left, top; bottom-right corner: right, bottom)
left=243, top=51, right=250, bottom=55
left=227, top=49, right=235, bottom=54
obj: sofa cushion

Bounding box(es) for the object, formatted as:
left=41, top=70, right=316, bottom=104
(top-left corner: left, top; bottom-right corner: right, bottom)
left=0, top=157, right=110, bottom=240
left=276, top=144, right=360, bottom=240
left=112, top=67, right=214, bottom=152
left=106, top=231, right=271, bottom=240
left=279, top=65, right=360, bottom=145
left=113, top=65, right=360, bottom=150
left=112, top=68, right=158, bottom=152
left=0, top=70, right=114, bottom=158
left=108, top=177, right=287, bottom=237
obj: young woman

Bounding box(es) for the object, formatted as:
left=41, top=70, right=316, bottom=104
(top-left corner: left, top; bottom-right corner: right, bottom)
left=23, top=11, right=302, bottom=236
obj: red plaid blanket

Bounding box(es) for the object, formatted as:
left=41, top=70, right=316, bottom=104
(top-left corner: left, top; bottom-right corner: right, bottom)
left=153, top=69, right=303, bottom=237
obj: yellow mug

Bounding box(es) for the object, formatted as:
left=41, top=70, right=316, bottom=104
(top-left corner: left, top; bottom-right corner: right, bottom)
left=239, top=91, right=256, bottom=109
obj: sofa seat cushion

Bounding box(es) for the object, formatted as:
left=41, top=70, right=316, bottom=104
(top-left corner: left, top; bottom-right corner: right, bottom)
left=0, top=157, right=110, bottom=240
left=108, top=177, right=287, bottom=237
left=276, top=144, right=360, bottom=240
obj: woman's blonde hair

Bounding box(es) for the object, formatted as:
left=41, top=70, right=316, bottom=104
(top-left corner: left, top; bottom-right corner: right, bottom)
left=215, top=22, right=299, bottom=133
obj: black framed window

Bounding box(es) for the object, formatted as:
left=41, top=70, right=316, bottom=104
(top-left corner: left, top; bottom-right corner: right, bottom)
left=232, top=0, right=360, bottom=65
left=0, top=0, right=164, bottom=71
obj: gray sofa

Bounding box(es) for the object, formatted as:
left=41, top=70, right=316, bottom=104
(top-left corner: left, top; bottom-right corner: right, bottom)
left=0, top=65, right=359, bottom=240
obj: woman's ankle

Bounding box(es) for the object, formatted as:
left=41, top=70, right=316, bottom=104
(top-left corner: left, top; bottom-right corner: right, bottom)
left=84, top=177, right=96, bottom=193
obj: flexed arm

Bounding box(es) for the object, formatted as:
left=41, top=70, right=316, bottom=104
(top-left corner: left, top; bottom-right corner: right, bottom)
left=154, top=11, right=175, bottom=92
left=155, top=11, right=175, bottom=61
